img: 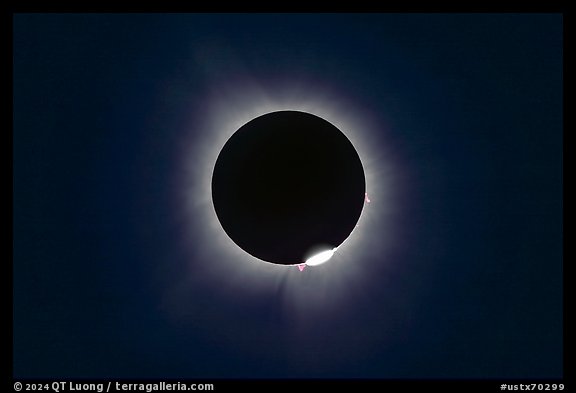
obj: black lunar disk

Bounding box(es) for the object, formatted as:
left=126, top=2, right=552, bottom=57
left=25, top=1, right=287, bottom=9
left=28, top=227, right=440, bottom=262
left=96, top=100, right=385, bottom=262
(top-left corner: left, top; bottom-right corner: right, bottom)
left=211, top=111, right=365, bottom=265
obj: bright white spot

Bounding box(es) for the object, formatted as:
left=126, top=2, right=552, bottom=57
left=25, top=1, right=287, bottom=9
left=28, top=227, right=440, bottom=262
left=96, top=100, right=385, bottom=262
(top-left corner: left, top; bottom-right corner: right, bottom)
left=365, top=192, right=371, bottom=203
left=297, top=264, right=306, bottom=272
left=305, top=248, right=337, bottom=266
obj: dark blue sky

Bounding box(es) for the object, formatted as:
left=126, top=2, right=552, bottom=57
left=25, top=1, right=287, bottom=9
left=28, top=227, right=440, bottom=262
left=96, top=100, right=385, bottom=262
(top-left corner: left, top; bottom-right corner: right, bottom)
left=13, top=14, right=563, bottom=379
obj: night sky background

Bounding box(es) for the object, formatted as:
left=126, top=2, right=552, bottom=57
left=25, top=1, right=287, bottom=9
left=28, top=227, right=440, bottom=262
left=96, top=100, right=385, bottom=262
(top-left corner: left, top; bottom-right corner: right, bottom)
left=13, top=14, right=563, bottom=379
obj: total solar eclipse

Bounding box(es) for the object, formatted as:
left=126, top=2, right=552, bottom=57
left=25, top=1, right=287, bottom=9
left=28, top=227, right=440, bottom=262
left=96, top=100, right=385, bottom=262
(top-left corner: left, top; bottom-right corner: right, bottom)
left=211, top=110, right=366, bottom=266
